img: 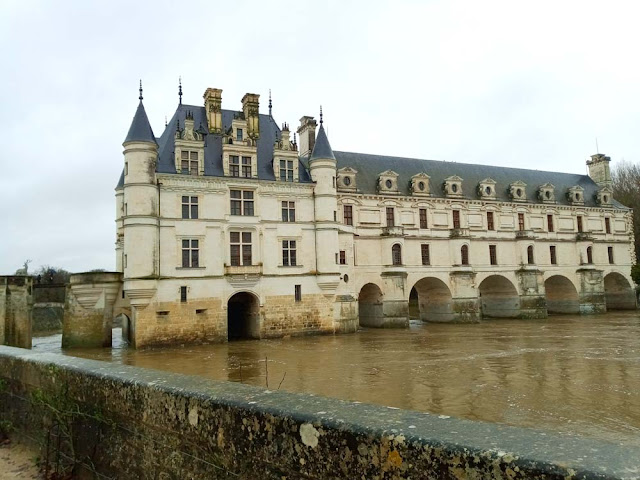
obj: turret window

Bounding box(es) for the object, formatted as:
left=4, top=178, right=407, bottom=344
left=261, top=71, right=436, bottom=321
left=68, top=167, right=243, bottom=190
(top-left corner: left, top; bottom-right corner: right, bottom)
left=181, top=196, right=198, bottom=219
left=280, top=160, right=294, bottom=182
left=181, top=151, right=199, bottom=175
left=230, top=232, right=252, bottom=266
left=230, top=190, right=254, bottom=216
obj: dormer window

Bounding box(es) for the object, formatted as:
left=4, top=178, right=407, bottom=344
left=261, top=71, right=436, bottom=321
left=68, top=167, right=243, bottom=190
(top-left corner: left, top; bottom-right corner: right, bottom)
left=478, top=178, right=497, bottom=200
left=338, top=167, right=357, bottom=191
left=280, top=160, right=294, bottom=182
left=378, top=170, right=399, bottom=194
left=509, top=181, right=527, bottom=201
left=181, top=151, right=199, bottom=175
left=444, top=175, right=463, bottom=198
left=596, top=187, right=613, bottom=207
left=538, top=183, right=556, bottom=204
left=411, top=173, right=431, bottom=196
left=237, top=128, right=243, bottom=141
left=567, top=186, right=585, bottom=206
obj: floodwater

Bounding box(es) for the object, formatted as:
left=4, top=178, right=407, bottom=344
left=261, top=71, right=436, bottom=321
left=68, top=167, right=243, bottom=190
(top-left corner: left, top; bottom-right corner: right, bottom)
left=33, top=311, right=640, bottom=447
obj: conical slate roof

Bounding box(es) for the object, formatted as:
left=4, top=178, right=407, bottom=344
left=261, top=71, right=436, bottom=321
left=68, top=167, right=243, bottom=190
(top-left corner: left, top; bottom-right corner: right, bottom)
left=123, top=101, right=157, bottom=145
left=310, top=124, right=335, bottom=161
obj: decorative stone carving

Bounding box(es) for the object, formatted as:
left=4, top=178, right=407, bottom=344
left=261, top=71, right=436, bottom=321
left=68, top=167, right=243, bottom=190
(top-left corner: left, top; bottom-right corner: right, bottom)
left=410, top=173, right=431, bottom=196
left=377, top=170, right=399, bottom=194
left=509, top=181, right=527, bottom=202
left=595, top=186, right=613, bottom=207
left=477, top=178, right=497, bottom=200
left=567, top=185, right=585, bottom=206
left=338, top=167, right=358, bottom=192
left=538, top=183, right=556, bottom=203
left=443, top=175, right=463, bottom=198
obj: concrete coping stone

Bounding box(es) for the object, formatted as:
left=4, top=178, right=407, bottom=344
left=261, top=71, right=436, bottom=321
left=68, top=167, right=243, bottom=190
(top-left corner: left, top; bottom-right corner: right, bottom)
left=0, top=345, right=638, bottom=478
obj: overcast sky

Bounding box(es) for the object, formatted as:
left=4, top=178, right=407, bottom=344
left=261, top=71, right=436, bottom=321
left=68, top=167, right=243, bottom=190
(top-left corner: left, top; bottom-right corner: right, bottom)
left=1, top=0, right=638, bottom=275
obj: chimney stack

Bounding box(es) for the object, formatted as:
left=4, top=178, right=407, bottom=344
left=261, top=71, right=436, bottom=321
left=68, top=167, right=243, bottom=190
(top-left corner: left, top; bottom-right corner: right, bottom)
left=241, top=93, right=260, bottom=139
left=587, top=153, right=612, bottom=190
left=203, top=88, right=223, bottom=134
left=297, top=116, right=317, bottom=157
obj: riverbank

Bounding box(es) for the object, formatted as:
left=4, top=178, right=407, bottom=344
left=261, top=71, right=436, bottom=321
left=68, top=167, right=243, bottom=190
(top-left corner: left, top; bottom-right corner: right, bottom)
left=0, top=438, right=40, bottom=479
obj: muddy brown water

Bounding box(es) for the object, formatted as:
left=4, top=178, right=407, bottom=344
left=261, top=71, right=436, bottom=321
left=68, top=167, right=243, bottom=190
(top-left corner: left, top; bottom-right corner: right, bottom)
left=33, top=311, right=640, bottom=447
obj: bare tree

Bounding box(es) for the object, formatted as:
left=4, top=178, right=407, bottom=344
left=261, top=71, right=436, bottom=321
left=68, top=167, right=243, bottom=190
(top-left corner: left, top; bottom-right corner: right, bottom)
left=611, top=160, right=640, bottom=270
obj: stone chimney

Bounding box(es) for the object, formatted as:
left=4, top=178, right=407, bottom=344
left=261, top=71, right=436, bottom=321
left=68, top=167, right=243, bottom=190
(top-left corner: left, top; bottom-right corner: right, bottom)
left=587, top=153, right=612, bottom=189
left=280, top=123, right=291, bottom=150
left=203, top=88, right=222, bottom=134
left=297, top=116, right=317, bottom=157
left=241, top=93, right=260, bottom=139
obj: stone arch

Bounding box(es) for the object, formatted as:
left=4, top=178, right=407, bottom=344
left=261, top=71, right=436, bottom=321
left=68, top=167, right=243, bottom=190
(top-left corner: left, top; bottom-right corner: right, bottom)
left=358, top=283, right=384, bottom=327
left=478, top=275, right=520, bottom=318
left=227, top=291, right=261, bottom=340
left=544, top=275, right=579, bottom=314
left=603, top=272, right=637, bottom=310
left=410, top=277, right=454, bottom=322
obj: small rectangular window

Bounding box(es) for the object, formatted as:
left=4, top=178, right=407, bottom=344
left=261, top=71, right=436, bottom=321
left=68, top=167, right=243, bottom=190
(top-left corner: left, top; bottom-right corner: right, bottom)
left=236, top=128, right=243, bottom=141
left=547, top=215, right=554, bottom=232
left=229, top=155, right=240, bottom=177
left=282, top=240, right=297, bottom=266
left=386, top=207, right=395, bottom=227
left=518, top=213, right=525, bottom=231
left=605, top=217, right=611, bottom=234
left=295, top=285, right=302, bottom=302
left=125, top=162, right=128, bottom=176
left=282, top=201, right=295, bottom=222
left=577, top=216, right=583, bottom=233
left=343, top=205, right=353, bottom=226
left=181, top=239, right=200, bottom=268
left=181, top=196, right=198, bottom=219
left=489, top=245, right=497, bottom=265
left=180, top=286, right=187, bottom=303
left=419, top=208, right=428, bottom=229
left=339, top=250, right=346, bottom=265
left=550, top=245, right=557, bottom=265
left=487, top=212, right=494, bottom=231
left=421, top=244, right=430, bottom=265
left=242, top=156, right=252, bottom=177
left=453, top=210, right=461, bottom=229
left=608, top=246, right=614, bottom=264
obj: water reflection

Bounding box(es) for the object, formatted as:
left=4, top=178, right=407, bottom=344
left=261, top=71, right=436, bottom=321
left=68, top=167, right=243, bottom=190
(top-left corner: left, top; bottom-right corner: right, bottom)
left=33, top=311, right=640, bottom=446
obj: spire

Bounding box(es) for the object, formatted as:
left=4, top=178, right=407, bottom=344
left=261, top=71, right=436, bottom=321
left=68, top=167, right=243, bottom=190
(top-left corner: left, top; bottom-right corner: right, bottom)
left=124, top=82, right=157, bottom=145
left=178, top=76, right=183, bottom=105
left=268, top=89, right=272, bottom=117
left=309, top=108, right=335, bottom=161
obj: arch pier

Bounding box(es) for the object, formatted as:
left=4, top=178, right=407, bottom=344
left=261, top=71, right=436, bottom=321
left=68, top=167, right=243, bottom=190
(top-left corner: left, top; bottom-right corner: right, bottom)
left=604, top=272, right=637, bottom=310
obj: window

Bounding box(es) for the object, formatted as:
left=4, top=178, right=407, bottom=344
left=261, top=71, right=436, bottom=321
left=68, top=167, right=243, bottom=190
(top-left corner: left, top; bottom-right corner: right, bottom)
left=230, top=232, right=252, bottom=266
left=527, top=245, right=534, bottom=264
left=181, top=151, right=199, bottom=175
left=547, top=214, right=554, bottom=232
left=605, top=217, right=611, bottom=234
left=339, top=250, right=347, bottom=265
left=550, top=245, right=557, bottom=265
left=421, top=244, right=430, bottom=265
left=461, top=245, right=469, bottom=265
left=608, top=246, right=614, bottom=264
left=230, top=155, right=240, bottom=177
left=124, top=254, right=127, bottom=268
left=280, top=160, right=294, bottom=182
left=577, top=216, right=583, bottom=233
left=343, top=205, right=353, bottom=226
left=242, top=156, right=252, bottom=177
left=587, top=246, right=593, bottom=264
left=386, top=207, right=395, bottom=227
left=295, top=285, right=302, bottom=302
left=518, top=213, right=525, bottom=231
left=282, top=201, right=295, bottom=222
left=489, top=245, right=497, bottom=265
left=453, top=210, right=461, bottom=229
left=334, top=211, right=337, bottom=222
left=419, top=208, right=428, bottom=229
left=180, top=286, right=187, bottom=303
left=181, top=196, right=198, bottom=219
left=392, top=244, right=402, bottom=265
left=230, top=190, right=254, bottom=216
left=236, top=128, right=243, bottom=141
left=125, top=162, right=128, bottom=176
left=181, top=239, right=199, bottom=268
left=282, top=240, right=297, bottom=266
left=487, top=212, right=495, bottom=231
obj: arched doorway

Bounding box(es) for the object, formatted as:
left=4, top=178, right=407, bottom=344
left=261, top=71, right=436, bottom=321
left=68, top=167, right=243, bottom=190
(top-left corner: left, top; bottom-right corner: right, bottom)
left=116, top=313, right=132, bottom=344
left=227, top=292, right=261, bottom=340
left=478, top=275, right=520, bottom=318
left=544, top=276, right=579, bottom=314
left=411, top=277, right=453, bottom=322
left=604, top=273, right=637, bottom=310
left=358, top=283, right=384, bottom=327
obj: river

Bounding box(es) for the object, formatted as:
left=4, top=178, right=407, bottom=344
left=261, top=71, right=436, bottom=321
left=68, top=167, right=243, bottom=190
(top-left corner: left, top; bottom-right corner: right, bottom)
left=33, top=311, right=640, bottom=447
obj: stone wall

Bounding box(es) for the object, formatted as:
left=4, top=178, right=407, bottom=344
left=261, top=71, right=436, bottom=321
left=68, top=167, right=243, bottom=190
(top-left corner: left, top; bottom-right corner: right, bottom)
left=0, top=276, right=32, bottom=349
left=0, top=346, right=637, bottom=479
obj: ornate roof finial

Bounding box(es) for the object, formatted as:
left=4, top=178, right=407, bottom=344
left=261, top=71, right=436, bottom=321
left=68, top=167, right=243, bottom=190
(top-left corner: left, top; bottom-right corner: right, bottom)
left=178, top=76, right=183, bottom=105
left=268, top=89, right=272, bottom=116
left=139, top=79, right=143, bottom=101
left=319, top=105, right=323, bottom=125
left=293, top=132, right=297, bottom=145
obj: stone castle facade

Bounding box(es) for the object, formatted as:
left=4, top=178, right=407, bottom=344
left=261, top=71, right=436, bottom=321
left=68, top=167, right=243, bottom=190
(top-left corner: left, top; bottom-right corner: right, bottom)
left=93, top=84, right=636, bottom=348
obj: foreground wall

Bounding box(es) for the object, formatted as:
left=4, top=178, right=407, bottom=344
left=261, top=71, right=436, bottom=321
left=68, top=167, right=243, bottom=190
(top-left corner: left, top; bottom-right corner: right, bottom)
left=0, top=347, right=637, bottom=479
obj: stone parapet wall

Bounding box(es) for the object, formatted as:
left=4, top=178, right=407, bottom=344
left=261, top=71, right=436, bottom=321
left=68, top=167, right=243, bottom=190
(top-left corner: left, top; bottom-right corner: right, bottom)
left=261, top=293, right=335, bottom=337
left=0, top=276, right=32, bottom=349
left=0, top=346, right=637, bottom=479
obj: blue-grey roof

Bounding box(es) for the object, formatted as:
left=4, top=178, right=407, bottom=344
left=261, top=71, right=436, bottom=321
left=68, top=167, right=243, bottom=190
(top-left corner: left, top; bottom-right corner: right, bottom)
left=123, top=101, right=157, bottom=145
left=310, top=124, right=335, bottom=161
left=330, top=151, right=623, bottom=208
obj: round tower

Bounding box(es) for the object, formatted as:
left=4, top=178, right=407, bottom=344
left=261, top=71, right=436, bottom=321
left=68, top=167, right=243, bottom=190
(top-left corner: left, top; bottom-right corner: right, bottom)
left=121, top=83, right=159, bottom=280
